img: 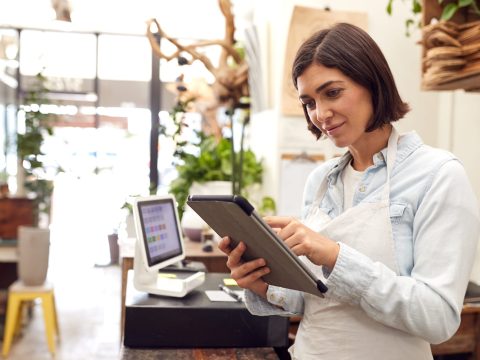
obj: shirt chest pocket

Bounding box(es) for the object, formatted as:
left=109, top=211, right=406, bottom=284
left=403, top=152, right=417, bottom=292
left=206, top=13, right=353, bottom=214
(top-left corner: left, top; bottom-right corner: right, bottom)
left=390, top=203, right=407, bottom=224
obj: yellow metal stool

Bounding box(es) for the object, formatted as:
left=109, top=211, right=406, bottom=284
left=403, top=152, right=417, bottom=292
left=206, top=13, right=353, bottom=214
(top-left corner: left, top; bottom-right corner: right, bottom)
left=2, top=281, right=59, bottom=357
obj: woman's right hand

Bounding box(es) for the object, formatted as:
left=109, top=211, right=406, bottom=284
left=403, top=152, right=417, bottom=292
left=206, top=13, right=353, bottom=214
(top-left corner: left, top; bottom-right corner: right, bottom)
left=218, top=236, right=271, bottom=299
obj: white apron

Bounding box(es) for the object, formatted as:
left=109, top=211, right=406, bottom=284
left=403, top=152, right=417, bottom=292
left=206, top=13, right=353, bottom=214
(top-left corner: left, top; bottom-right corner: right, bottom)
left=290, top=128, right=432, bottom=360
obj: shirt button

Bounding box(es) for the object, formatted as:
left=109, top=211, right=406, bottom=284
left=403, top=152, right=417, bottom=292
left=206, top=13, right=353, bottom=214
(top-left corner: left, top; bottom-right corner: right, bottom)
left=359, top=184, right=366, bottom=192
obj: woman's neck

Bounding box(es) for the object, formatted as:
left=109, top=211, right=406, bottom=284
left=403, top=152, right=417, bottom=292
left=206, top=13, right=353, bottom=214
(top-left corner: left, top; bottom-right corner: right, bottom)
left=349, top=125, right=392, bottom=171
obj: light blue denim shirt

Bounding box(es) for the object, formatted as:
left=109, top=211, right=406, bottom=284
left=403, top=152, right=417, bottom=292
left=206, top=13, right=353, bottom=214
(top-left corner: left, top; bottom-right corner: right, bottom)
left=245, top=131, right=480, bottom=344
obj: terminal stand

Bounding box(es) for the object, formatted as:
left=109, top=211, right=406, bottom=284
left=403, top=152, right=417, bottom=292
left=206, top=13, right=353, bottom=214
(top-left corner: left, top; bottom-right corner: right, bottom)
left=133, top=240, right=205, bottom=297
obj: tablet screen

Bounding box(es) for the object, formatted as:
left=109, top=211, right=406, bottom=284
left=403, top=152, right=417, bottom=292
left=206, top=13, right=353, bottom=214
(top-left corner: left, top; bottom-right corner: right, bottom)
left=137, top=198, right=183, bottom=267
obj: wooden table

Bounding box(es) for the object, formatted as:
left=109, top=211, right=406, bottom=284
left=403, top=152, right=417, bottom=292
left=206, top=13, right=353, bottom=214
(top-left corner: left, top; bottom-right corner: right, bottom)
left=0, top=197, right=33, bottom=293
left=119, top=238, right=228, bottom=340
left=0, top=241, right=18, bottom=318
left=0, top=242, right=18, bottom=290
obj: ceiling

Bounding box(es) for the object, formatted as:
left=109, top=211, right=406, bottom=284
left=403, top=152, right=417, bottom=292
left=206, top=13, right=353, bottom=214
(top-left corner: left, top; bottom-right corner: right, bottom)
left=0, top=0, right=255, bottom=38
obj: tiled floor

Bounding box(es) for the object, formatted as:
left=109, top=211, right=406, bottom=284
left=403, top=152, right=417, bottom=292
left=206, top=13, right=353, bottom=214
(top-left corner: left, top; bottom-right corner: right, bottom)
left=1, top=264, right=121, bottom=360
left=1, top=174, right=124, bottom=359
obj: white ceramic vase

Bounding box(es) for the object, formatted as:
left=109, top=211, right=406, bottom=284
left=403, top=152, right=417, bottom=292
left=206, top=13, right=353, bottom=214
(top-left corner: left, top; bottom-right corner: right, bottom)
left=125, top=214, right=136, bottom=238
left=17, top=226, right=50, bottom=286
left=181, top=181, right=232, bottom=242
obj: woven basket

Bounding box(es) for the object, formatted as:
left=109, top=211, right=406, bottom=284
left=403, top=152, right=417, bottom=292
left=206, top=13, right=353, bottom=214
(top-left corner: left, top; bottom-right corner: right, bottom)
left=422, top=20, right=480, bottom=91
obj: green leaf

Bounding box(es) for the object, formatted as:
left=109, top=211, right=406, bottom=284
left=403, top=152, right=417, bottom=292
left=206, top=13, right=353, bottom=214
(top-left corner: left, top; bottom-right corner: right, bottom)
left=386, top=0, right=394, bottom=15
left=458, top=0, right=473, bottom=7
left=405, top=19, right=415, bottom=36
left=441, top=3, right=458, bottom=20
left=412, top=0, right=422, bottom=13
left=472, top=0, right=480, bottom=15
left=259, top=196, right=276, bottom=216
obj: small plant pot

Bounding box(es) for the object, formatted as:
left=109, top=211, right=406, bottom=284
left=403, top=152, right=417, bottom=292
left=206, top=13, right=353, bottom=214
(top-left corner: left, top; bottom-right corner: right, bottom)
left=108, top=233, right=119, bottom=265
left=17, top=226, right=50, bottom=286
left=182, top=181, right=232, bottom=242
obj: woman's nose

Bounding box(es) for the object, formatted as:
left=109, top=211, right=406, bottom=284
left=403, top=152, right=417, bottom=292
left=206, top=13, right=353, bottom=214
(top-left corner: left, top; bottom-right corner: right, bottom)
left=316, top=105, right=333, bottom=122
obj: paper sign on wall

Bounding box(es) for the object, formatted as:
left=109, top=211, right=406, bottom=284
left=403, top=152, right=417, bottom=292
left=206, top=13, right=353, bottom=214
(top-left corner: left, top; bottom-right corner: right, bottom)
left=281, top=7, right=368, bottom=116
left=278, top=153, right=325, bottom=218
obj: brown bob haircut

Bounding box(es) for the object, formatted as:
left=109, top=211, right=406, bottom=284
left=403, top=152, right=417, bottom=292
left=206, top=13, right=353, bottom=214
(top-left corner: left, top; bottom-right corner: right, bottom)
left=292, top=23, right=410, bottom=139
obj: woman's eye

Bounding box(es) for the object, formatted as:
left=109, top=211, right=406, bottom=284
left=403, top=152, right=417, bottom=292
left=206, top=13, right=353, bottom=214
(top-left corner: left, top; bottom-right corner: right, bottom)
left=326, top=88, right=342, bottom=98
left=304, top=101, right=315, bottom=109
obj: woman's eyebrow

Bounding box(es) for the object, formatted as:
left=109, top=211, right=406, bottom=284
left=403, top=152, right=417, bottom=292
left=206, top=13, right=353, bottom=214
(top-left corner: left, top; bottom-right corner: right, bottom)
left=299, top=80, right=345, bottom=100
left=314, top=80, right=344, bottom=93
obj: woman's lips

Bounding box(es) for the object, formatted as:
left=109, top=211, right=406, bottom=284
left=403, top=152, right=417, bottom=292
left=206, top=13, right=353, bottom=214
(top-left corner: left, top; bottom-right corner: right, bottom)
left=325, top=122, right=345, bottom=136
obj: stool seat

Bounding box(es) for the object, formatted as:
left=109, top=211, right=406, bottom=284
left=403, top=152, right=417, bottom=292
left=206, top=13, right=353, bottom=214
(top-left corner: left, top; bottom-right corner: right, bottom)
left=2, top=281, right=59, bottom=357
left=9, top=280, right=54, bottom=292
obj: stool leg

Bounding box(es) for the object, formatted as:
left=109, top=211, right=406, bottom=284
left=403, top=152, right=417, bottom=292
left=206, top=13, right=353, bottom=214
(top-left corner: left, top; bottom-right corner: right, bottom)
left=41, top=294, right=56, bottom=354
left=52, top=293, right=60, bottom=341
left=13, top=300, right=25, bottom=338
left=2, top=295, right=21, bottom=357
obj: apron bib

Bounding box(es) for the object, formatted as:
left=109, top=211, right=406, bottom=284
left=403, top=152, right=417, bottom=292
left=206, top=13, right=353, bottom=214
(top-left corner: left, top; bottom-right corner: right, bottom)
left=290, top=128, right=432, bottom=360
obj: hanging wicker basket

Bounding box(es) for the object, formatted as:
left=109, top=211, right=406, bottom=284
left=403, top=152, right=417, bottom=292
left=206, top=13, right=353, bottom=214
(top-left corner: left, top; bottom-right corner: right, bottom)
left=422, top=20, right=480, bottom=90
left=421, top=0, right=480, bottom=91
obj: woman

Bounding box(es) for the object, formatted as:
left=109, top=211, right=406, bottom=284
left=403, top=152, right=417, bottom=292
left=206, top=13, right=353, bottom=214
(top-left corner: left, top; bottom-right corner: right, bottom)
left=218, top=23, right=480, bottom=359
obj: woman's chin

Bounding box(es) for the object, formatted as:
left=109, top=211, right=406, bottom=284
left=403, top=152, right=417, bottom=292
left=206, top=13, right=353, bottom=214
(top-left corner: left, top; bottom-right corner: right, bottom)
left=328, top=136, right=349, bottom=149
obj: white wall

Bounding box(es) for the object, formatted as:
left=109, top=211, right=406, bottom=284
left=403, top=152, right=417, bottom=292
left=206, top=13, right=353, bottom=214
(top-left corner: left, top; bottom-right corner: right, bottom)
left=249, top=1, right=480, bottom=281
left=448, top=92, right=480, bottom=283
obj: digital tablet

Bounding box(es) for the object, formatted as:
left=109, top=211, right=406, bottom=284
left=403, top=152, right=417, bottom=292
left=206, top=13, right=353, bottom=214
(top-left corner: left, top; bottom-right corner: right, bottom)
left=186, top=195, right=327, bottom=297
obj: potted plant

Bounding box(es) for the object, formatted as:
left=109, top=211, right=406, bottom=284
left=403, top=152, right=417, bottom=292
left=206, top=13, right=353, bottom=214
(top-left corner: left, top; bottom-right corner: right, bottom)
left=170, top=132, right=271, bottom=241
left=386, top=0, right=480, bottom=91
left=17, top=72, right=58, bottom=227
left=15, top=72, right=58, bottom=285
left=170, top=133, right=263, bottom=216
left=161, top=77, right=275, bottom=242
left=386, top=0, right=480, bottom=36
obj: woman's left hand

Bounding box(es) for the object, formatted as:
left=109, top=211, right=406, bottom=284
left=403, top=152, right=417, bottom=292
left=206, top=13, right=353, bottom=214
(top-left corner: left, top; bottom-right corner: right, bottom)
left=264, top=216, right=340, bottom=270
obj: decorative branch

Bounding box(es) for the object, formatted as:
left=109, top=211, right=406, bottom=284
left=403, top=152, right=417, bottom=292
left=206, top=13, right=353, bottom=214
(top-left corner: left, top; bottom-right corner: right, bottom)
left=145, top=0, right=249, bottom=109
left=147, top=0, right=254, bottom=197
left=147, top=18, right=217, bottom=74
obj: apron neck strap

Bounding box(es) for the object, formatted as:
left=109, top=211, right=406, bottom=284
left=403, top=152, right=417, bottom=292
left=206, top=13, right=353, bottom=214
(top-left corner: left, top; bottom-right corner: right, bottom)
left=382, top=126, right=399, bottom=201
left=313, top=126, right=400, bottom=206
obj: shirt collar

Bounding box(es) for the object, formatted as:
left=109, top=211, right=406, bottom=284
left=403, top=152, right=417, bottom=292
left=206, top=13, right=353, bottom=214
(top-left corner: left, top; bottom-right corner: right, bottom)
left=379, top=130, right=423, bottom=166
left=325, top=130, right=423, bottom=182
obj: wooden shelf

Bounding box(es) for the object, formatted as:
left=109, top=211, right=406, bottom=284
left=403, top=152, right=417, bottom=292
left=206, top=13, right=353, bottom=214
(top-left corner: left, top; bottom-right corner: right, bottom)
left=0, top=197, right=34, bottom=239
left=422, top=73, right=480, bottom=91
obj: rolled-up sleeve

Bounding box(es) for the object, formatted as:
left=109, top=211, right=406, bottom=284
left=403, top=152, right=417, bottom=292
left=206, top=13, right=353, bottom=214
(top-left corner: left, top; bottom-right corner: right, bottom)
left=323, top=160, right=480, bottom=344
left=245, top=286, right=304, bottom=316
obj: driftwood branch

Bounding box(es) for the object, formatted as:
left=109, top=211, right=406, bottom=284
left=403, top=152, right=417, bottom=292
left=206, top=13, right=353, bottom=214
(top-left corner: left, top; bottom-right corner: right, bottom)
left=145, top=0, right=249, bottom=107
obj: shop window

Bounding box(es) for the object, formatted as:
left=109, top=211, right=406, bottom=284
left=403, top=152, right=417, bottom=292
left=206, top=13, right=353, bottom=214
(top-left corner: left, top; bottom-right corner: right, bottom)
left=98, top=34, right=151, bottom=81
left=20, top=30, right=96, bottom=79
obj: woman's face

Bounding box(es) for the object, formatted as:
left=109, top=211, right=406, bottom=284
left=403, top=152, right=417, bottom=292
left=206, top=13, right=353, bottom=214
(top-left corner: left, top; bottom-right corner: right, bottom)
left=297, top=63, right=374, bottom=148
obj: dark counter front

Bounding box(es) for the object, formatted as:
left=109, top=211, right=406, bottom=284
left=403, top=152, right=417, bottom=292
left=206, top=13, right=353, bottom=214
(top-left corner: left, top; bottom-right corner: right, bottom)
left=124, top=271, right=289, bottom=349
